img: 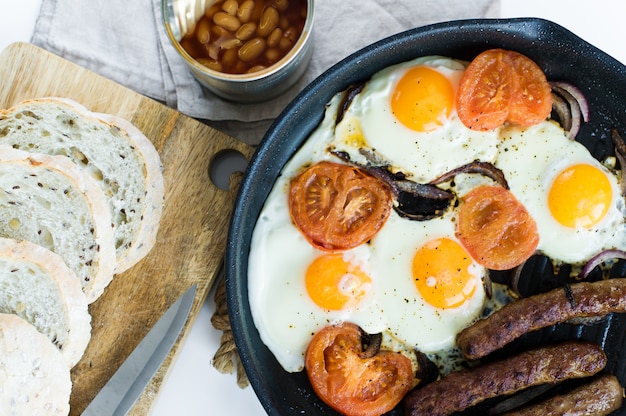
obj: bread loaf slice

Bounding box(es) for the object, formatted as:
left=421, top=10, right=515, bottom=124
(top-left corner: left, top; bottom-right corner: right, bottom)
left=0, top=237, right=91, bottom=367
left=0, top=98, right=165, bottom=273
left=0, top=313, right=71, bottom=416
left=0, top=146, right=116, bottom=303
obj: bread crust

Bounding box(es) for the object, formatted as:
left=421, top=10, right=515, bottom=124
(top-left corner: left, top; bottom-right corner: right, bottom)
left=0, top=97, right=165, bottom=273
left=0, top=237, right=91, bottom=367
left=0, top=146, right=116, bottom=303
left=92, top=110, right=164, bottom=272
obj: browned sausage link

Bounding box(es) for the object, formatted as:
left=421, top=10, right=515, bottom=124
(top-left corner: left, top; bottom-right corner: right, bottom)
left=404, top=342, right=606, bottom=416
left=456, top=278, right=626, bottom=360
left=503, top=374, right=624, bottom=416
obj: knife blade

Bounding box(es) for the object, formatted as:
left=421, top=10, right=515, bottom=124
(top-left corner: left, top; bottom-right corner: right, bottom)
left=82, top=284, right=197, bottom=416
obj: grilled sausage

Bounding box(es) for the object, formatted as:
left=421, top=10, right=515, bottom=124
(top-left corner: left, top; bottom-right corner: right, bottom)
left=404, top=341, right=606, bottom=416
left=503, top=374, right=623, bottom=416
left=456, top=278, right=626, bottom=360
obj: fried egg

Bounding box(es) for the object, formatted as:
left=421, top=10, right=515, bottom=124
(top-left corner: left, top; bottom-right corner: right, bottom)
left=368, top=211, right=486, bottom=353
left=495, top=121, right=626, bottom=265
left=331, top=56, right=500, bottom=182
left=248, top=90, right=496, bottom=373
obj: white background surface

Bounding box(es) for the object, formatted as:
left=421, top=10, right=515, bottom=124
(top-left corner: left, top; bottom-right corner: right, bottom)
left=2, top=1, right=626, bottom=415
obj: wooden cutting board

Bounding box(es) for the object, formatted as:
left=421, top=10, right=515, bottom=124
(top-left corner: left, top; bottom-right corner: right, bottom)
left=0, top=42, right=255, bottom=415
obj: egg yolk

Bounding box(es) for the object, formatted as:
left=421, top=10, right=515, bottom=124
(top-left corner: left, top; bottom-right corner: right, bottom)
left=391, top=66, right=454, bottom=132
left=305, top=253, right=372, bottom=311
left=412, top=238, right=478, bottom=309
left=548, top=164, right=612, bottom=228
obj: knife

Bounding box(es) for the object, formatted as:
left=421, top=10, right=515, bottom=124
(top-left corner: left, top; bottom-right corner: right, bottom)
left=82, top=284, right=197, bottom=416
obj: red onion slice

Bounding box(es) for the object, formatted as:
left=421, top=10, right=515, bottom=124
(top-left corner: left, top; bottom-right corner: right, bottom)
left=551, top=92, right=572, bottom=132
left=550, top=81, right=590, bottom=122
left=550, top=81, right=590, bottom=139
left=579, top=249, right=626, bottom=279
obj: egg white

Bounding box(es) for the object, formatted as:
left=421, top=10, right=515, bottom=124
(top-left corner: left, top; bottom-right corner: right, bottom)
left=368, top=210, right=486, bottom=353
left=331, top=56, right=500, bottom=183
left=495, top=121, right=626, bottom=265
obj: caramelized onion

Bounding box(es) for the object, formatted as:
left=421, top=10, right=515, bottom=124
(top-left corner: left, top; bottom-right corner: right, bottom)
left=483, top=269, right=493, bottom=300
left=611, top=129, right=626, bottom=195
left=365, top=165, right=453, bottom=220
left=359, top=331, right=382, bottom=359
left=430, top=160, right=509, bottom=189
left=392, top=182, right=453, bottom=221
left=335, top=83, right=365, bottom=125
left=331, top=149, right=454, bottom=221
left=358, top=148, right=389, bottom=168
left=415, top=350, right=440, bottom=385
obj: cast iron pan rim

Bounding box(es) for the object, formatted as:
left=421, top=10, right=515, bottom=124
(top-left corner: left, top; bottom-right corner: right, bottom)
left=225, top=17, right=625, bottom=415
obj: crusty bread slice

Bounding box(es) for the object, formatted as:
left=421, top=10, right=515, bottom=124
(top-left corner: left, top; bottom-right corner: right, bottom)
left=0, top=97, right=165, bottom=273
left=0, top=146, right=116, bottom=303
left=0, top=313, right=71, bottom=416
left=0, top=237, right=91, bottom=367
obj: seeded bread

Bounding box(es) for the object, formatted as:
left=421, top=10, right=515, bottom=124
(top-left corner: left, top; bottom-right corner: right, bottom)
left=0, top=98, right=165, bottom=273
left=0, top=313, right=71, bottom=416
left=0, top=237, right=91, bottom=367
left=0, top=146, right=116, bottom=303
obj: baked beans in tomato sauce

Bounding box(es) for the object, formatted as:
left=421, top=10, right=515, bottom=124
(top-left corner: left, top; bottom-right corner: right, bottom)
left=180, top=0, right=307, bottom=75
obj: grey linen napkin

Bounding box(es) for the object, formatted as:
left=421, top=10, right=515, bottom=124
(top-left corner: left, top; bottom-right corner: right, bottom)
left=32, top=0, right=500, bottom=144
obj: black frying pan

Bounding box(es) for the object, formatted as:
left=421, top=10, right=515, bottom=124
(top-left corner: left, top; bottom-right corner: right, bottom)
left=226, top=18, right=626, bottom=415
